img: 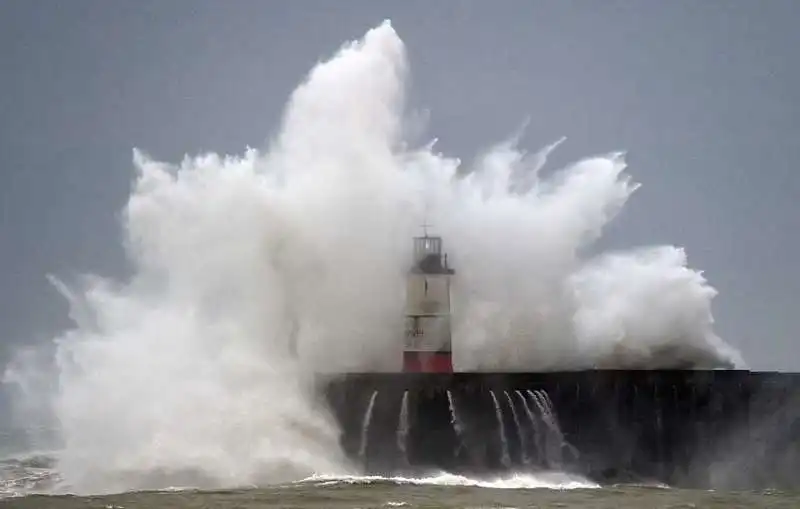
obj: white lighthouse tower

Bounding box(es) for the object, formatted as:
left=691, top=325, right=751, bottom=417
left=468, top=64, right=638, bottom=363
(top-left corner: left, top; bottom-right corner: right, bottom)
left=403, top=228, right=455, bottom=373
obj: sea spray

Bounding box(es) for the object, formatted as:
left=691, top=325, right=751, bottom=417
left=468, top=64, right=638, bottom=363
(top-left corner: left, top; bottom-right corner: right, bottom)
left=3, top=19, right=745, bottom=495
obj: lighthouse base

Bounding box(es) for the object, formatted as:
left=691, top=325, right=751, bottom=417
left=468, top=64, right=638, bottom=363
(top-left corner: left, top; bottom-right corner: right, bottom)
left=321, top=370, right=800, bottom=490
left=402, top=351, right=453, bottom=373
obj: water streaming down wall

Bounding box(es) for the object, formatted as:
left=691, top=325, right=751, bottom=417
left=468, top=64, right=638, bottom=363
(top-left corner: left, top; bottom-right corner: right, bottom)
left=516, top=390, right=542, bottom=464
left=446, top=390, right=465, bottom=451
left=505, top=391, right=529, bottom=465
left=339, top=379, right=580, bottom=475
left=358, top=390, right=378, bottom=461
left=490, top=391, right=511, bottom=468
left=323, top=371, right=800, bottom=488
left=397, top=391, right=409, bottom=466
left=528, top=389, right=564, bottom=468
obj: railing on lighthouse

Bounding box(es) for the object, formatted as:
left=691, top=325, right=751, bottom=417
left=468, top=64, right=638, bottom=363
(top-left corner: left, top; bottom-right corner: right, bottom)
left=403, top=228, right=455, bottom=373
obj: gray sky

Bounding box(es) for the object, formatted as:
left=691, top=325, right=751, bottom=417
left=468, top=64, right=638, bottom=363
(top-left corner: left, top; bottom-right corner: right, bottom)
left=1, top=1, right=799, bottom=371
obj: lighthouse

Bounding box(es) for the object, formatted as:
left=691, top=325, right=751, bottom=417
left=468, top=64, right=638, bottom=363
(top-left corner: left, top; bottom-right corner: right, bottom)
left=403, top=230, right=455, bottom=373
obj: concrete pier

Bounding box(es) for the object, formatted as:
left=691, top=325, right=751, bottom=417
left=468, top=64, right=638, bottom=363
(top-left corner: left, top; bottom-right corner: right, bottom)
left=322, top=370, right=800, bottom=489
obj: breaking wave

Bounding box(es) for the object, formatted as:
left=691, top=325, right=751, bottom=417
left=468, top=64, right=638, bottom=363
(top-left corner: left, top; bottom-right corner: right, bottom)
left=3, top=20, right=743, bottom=495
left=299, top=471, right=598, bottom=490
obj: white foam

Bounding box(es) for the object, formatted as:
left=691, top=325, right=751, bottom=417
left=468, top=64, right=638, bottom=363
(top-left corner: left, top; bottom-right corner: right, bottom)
left=300, top=471, right=598, bottom=490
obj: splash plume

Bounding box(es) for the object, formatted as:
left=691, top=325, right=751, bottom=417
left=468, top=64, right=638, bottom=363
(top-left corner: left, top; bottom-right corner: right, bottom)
left=4, top=19, right=744, bottom=494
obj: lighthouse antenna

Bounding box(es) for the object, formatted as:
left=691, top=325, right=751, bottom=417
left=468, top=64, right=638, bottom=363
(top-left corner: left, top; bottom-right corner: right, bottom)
left=421, top=220, right=433, bottom=238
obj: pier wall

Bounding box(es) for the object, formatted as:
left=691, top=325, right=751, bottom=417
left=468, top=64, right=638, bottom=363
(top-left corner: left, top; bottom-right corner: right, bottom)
left=321, top=370, right=800, bottom=489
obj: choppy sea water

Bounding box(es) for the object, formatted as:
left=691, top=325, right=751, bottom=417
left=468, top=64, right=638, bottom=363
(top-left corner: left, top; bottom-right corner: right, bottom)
left=1, top=456, right=797, bottom=509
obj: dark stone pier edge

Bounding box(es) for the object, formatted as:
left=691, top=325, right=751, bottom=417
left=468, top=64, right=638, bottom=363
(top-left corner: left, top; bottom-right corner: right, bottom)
left=320, top=370, right=800, bottom=490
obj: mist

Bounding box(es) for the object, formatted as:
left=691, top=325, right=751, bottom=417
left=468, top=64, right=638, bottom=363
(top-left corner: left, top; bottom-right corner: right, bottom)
left=3, top=20, right=744, bottom=493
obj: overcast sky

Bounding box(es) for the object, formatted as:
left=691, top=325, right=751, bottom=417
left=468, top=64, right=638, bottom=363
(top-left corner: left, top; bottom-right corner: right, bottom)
left=1, top=1, right=799, bottom=371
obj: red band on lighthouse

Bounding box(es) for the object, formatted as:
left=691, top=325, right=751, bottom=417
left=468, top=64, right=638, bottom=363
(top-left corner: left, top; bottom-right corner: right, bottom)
left=403, top=351, right=453, bottom=373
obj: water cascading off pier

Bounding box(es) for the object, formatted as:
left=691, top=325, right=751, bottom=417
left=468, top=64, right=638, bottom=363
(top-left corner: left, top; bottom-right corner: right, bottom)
left=397, top=391, right=410, bottom=466
left=324, top=370, right=800, bottom=488
left=336, top=379, right=584, bottom=477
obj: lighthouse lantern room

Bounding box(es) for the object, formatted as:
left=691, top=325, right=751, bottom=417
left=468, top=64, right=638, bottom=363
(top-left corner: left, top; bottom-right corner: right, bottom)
left=403, top=230, right=455, bottom=373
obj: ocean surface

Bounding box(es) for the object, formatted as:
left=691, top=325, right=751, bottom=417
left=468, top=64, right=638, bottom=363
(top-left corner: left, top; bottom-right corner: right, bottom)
left=1, top=454, right=797, bottom=509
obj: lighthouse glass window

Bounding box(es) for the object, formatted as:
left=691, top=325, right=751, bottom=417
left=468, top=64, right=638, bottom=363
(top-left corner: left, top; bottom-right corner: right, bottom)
left=426, top=238, right=441, bottom=254
left=414, top=236, right=441, bottom=259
